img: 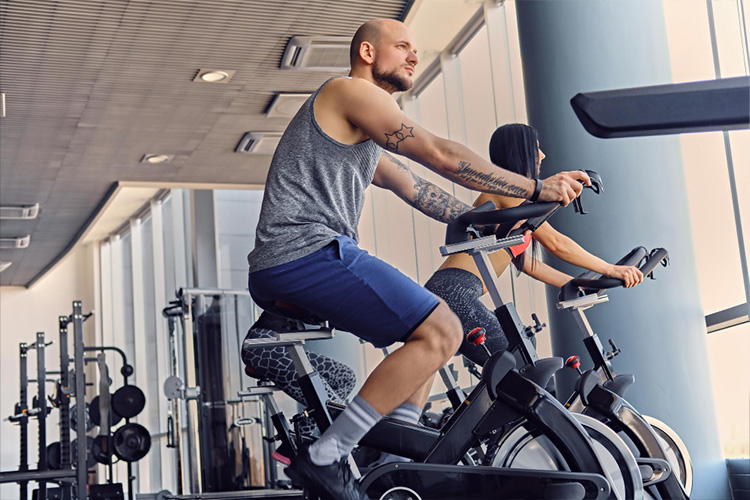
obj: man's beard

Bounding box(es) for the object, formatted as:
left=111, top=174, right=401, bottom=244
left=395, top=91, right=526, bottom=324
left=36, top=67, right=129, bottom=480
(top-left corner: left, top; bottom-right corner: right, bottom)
left=372, top=62, right=413, bottom=93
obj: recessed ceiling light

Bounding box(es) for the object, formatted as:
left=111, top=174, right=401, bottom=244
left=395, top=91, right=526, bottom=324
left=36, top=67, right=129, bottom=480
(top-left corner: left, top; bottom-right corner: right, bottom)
left=201, top=71, right=228, bottom=82
left=0, top=262, right=11, bottom=273
left=266, top=93, right=311, bottom=118
left=0, top=203, right=39, bottom=219
left=193, top=69, right=236, bottom=84
left=0, top=235, right=30, bottom=249
left=141, top=154, right=173, bottom=164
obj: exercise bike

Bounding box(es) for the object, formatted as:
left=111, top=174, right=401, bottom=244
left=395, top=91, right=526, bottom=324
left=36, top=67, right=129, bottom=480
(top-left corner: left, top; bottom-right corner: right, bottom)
left=439, top=200, right=644, bottom=500
left=555, top=248, right=693, bottom=499
left=443, top=198, right=690, bottom=499
left=243, top=201, right=637, bottom=500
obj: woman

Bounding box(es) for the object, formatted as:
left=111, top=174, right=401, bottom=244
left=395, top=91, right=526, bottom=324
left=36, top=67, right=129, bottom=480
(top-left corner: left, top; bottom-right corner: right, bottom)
left=424, top=123, right=643, bottom=366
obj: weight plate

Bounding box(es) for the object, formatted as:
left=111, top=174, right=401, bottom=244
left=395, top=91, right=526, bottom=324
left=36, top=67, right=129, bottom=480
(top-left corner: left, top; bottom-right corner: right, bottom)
left=92, top=434, right=113, bottom=465
left=163, top=376, right=184, bottom=399
left=72, top=435, right=97, bottom=470
left=70, top=403, right=95, bottom=433
left=46, top=441, right=62, bottom=470
left=89, top=395, right=123, bottom=427
left=113, top=422, right=151, bottom=462
left=112, top=385, right=146, bottom=419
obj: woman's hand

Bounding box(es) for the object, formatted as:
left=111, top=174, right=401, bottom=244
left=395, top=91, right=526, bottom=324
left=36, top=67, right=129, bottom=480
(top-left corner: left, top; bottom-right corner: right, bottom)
left=607, top=265, right=644, bottom=288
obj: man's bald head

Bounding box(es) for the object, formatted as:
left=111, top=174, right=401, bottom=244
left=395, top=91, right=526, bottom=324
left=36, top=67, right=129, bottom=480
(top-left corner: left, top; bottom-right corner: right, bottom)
left=350, top=19, right=403, bottom=66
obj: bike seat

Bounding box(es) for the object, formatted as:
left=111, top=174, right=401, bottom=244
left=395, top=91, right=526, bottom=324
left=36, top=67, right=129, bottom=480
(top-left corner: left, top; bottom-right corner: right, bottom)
left=244, top=365, right=264, bottom=380
left=265, top=300, right=328, bottom=326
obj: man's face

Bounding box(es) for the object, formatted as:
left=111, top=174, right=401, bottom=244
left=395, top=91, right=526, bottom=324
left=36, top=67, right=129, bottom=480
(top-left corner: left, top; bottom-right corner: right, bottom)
left=371, top=23, right=419, bottom=93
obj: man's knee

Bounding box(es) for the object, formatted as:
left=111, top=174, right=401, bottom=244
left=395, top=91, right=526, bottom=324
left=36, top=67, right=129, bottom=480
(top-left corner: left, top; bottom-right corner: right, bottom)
left=410, top=301, right=463, bottom=360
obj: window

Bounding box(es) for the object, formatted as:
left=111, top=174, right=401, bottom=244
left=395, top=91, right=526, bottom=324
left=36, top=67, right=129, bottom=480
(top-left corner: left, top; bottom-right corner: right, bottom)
left=664, top=0, right=749, bottom=457
left=214, top=189, right=264, bottom=290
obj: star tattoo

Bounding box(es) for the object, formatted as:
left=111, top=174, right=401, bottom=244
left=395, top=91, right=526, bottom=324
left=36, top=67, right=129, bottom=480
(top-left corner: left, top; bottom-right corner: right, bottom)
left=385, top=124, right=415, bottom=152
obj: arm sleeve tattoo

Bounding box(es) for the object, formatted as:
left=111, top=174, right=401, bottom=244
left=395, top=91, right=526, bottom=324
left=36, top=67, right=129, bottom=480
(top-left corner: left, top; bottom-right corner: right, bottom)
left=383, top=152, right=472, bottom=223
left=456, top=161, right=529, bottom=197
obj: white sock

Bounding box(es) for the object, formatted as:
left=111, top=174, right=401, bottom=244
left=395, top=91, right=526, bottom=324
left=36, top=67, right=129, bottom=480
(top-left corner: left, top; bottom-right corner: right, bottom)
left=308, top=394, right=382, bottom=466
left=387, top=402, right=422, bottom=424
left=376, top=402, right=423, bottom=464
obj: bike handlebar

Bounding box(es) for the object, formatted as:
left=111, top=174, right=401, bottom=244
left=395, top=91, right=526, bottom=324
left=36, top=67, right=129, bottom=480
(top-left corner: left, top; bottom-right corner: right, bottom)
left=445, top=201, right=561, bottom=245
left=558, top=247, right=669, bottom=301
left=445, top=170, right=603, bottom=245
left=614, top=246, right=649, bottom=268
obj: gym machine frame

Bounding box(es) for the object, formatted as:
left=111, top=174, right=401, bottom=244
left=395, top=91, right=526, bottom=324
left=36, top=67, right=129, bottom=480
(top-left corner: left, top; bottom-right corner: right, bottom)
left=0, top=301, right=91, bottom=500
left=165, top=288, right=268, bottom=496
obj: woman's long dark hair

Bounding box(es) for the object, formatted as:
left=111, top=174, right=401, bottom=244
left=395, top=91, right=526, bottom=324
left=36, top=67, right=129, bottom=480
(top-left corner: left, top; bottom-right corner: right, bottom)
left=489, top=123, right=540, bottom=178
left=489, top=123, right=541, bottom=271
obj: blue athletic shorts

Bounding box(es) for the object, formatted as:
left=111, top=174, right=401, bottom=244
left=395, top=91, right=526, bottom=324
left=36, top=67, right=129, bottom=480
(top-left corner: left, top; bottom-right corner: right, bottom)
left=248, top=236, right=440, bottom=348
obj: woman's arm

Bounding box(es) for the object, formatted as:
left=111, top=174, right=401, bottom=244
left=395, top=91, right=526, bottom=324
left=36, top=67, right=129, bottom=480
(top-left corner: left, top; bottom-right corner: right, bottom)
left=532, top=222, right=643, bottom=287
left=521, top=252, right=573, bottom=288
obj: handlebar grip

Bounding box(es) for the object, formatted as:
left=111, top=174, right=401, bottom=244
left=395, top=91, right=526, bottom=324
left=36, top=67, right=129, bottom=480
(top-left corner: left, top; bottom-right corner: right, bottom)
left=614, top=246, right=648, bottom=268
left=577, top=270, right=600, bottom=280
left=571, top=246, right=647, bottom=283
left=640, top=248, right=669, bottom=277
left=507, top=204, right=563, bottom=238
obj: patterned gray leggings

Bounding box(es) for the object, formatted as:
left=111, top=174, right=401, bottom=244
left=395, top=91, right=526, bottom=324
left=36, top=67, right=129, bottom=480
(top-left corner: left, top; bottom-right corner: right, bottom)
left=241, top=311, right=357, bottom=436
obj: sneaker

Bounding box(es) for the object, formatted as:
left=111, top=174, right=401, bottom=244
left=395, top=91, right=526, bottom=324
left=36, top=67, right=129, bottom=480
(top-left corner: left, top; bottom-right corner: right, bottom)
left=285, top=446, right=369, bottom=500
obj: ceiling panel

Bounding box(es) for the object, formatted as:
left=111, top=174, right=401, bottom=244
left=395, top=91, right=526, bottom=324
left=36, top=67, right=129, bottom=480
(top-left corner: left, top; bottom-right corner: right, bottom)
left=0, top=0, right=412, bottom=286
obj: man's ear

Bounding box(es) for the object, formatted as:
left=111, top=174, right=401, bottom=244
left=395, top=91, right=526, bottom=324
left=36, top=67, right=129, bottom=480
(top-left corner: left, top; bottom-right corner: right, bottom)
left=359, top=41, right=375, bottom=65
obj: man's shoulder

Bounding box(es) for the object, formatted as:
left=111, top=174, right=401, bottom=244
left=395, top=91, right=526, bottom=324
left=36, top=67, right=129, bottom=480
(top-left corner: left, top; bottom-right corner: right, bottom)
left=321, top=76, right=386, bottom=99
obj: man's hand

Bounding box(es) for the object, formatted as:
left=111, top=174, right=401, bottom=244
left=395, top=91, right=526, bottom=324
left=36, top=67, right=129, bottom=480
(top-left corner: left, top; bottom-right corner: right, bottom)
left=538, top=171, right=591, bottom=206
left=607, top=265, right=644, bottom=288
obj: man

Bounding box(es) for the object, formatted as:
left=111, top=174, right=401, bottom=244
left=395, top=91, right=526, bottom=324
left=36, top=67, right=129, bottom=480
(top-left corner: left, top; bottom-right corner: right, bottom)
left=247, top=18, right=589, bottom=500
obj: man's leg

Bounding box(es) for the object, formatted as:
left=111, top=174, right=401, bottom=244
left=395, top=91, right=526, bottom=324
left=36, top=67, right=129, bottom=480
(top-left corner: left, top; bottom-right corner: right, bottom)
left=253, top=239, right=463, bottom=499
left=360, top=299, right=462, bottom=412
left=307, top=300, right=462, bottom=466
left=368, top=373, right=436, bottom=465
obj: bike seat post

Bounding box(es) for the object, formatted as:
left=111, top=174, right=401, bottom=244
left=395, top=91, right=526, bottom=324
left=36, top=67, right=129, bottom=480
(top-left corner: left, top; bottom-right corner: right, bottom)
left=276, top=330, right=336, bottom=433
left=471, top=248, right=505, bottom=309
left=285, top=339, right=316, bottom=378
left=558, top=296, right=616, bottom=380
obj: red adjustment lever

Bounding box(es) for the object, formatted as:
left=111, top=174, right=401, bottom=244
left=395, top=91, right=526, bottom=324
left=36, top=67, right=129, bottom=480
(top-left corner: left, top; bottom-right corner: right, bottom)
left=467, top=327, right=492, bottom=358
left=565, top=355, right=583, bottom=375
left=467, top=327, right=487, bottom=346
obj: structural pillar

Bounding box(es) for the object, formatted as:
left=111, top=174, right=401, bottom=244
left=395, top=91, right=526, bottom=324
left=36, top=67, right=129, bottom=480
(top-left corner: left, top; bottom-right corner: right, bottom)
left=513, top=1, right=728, bottom=497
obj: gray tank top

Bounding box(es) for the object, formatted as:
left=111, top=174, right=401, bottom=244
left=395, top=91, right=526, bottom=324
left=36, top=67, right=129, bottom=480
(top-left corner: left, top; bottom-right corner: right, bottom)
left=247, top=77, right=382, bottom=272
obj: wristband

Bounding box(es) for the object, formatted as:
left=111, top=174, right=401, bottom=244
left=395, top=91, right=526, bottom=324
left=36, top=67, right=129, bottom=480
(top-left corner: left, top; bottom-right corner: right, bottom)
left=529, top=178, right=543, bottom=202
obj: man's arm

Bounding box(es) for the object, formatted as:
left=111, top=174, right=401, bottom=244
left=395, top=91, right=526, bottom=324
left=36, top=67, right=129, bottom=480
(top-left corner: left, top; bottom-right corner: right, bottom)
left=336, top=78, right=589, bottom=205
left=372, top=151, right=472, bottom=223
